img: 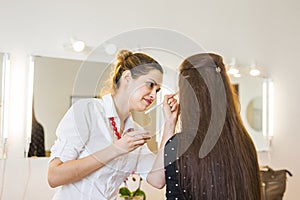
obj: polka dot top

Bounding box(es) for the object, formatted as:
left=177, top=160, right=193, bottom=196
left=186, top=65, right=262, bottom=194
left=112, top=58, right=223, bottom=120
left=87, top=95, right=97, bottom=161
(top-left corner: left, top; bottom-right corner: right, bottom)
left=164, top=134, right=185, bottom=200
left=28, top=120, right=45, bottom=157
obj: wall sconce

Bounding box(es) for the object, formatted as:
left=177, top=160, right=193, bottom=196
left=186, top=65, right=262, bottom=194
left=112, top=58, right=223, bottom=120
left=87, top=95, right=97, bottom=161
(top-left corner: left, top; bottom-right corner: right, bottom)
left=227, top=58, right=263, bottom=78
left=70, top=37, right=86, bottom=52
left=227, top=58, right=240, bottom=75
left=249, top=61, right=261, bottom=77
left=63, top=37, right=88, bottom=53
left=1, top=53, right=10, bottom=157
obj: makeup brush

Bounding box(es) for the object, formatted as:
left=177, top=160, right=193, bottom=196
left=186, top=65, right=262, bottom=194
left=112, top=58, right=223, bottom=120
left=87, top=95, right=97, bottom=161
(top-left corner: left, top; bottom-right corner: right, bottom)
left=144, top=91, right=178, bottom=114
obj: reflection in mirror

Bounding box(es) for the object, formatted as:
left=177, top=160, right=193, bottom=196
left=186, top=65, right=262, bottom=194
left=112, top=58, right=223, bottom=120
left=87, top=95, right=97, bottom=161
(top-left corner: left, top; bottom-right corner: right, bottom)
left=230, top=76, right=272, bottom=151
left=31, top=56, right=158, bottom=157
left=0, top=53, right=9, bottom=159
left=246, top=97, right=262, bottom=131
left=32, top=56, right=106, bottom=157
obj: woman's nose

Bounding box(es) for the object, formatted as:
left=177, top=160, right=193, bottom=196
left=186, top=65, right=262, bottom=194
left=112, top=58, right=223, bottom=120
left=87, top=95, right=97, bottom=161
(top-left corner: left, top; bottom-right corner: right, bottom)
left=150, top=90, right=156, bottom=99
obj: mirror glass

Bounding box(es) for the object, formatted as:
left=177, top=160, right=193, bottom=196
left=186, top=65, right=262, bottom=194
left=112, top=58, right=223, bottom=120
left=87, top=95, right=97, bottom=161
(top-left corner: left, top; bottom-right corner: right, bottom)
left=31, top=56, right=157, bottom=157
left=230, top=76, right=270, bottom=151
left=32, top=56, right=108, bottom=157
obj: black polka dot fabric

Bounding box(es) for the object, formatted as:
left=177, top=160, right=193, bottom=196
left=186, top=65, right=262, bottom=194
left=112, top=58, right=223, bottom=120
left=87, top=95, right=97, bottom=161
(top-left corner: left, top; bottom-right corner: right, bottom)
left=164, top=135, right=185, bottom=200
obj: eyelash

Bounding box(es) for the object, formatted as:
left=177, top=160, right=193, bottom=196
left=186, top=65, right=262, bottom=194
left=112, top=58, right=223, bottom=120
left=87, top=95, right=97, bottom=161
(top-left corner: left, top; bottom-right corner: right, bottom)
left=146, top=82, right=161, bottom=93
left=146, top=82, right=155, bottom=88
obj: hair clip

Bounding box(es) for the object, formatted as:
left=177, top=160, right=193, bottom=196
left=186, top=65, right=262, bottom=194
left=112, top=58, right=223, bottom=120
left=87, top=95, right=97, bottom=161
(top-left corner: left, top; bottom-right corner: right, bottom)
left=216, top=67, right=221, bottom=73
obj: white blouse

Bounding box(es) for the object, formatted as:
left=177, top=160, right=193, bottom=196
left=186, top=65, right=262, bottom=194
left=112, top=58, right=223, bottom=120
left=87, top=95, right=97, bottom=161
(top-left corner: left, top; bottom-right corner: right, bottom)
left=49, top=94, right=155, bottom=200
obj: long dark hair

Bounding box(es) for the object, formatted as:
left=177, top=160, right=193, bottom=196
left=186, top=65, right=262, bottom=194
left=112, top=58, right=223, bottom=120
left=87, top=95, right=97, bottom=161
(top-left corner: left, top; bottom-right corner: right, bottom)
left=177, top=53, right=261, bottom=199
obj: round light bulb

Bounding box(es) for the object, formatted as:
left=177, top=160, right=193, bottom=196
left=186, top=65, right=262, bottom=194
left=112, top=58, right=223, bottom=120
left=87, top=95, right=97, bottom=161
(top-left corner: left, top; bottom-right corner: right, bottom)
left=233, top=73, right=241, bottom=78
left=250, top=68, right=261, bottom=76
left=72, top=40, right=86, bottom=52
left=227, top=68, right=239, bottom=75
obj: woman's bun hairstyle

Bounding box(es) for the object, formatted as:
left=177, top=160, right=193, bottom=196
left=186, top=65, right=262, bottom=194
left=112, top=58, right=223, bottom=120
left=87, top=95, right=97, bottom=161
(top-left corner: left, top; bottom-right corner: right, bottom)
left=116, top=49, right=133, bottom=63
left=111, top=49, right=163, bottom=91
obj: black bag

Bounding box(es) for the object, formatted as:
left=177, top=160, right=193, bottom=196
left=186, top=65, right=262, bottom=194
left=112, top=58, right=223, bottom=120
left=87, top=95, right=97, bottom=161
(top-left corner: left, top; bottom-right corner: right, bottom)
left=260, top=166, right=292, bottom=200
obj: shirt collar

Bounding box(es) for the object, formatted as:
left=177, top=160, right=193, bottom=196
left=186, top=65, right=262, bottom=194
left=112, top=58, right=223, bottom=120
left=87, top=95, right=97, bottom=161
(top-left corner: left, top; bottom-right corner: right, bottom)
left=102, top=93, right=135, bottom=131
left=102, top=93, right=118, bottom=118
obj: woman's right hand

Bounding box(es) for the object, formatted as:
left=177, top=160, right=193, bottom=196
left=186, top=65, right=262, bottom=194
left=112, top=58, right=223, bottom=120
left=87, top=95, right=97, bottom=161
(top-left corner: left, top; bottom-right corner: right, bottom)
left=113, top=130, right=151, bottom=153
left=162, top=93, right=179, bottom=126
left=48, top=129, right=151, bottom=187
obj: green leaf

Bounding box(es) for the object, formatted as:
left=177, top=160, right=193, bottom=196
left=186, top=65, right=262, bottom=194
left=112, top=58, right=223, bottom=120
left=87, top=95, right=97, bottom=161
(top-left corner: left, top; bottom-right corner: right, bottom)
left=119, top=187, right=132, bottom=196
left=119, top=195, right=131, bottom=198
left=132, top=188, right=146, bottom=200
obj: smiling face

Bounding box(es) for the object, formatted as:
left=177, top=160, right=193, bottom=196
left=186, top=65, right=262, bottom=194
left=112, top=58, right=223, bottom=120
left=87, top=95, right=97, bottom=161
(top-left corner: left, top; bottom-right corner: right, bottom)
left=128, top=69, right=163, bottom=112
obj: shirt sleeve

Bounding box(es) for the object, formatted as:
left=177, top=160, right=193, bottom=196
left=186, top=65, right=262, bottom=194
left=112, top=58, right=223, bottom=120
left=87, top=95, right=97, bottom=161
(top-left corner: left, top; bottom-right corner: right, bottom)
left=49, top=99, right=94, bottom=163
left=135, top=144, right=156, bottom=180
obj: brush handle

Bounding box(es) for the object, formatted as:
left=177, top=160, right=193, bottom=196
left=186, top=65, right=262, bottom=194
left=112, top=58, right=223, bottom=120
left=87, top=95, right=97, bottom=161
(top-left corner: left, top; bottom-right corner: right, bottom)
left=144, top=91, right=178, bottom=114
left=144, top=101, right=163, bottom=114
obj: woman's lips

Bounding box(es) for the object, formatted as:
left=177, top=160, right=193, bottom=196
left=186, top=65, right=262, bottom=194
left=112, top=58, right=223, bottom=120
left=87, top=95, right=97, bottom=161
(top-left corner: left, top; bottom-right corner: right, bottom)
left=144, top=98, right=152, bottom=106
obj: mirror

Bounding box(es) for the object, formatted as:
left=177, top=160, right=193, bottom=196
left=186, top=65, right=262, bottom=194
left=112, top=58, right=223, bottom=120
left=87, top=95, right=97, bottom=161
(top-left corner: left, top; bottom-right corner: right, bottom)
left=230, top=76, right=272, bottom=151
left=31, top=56, right=158, bottom=157
left=31, top=55, right=271, bottom=155
left=32, top=56, right=108, bottom=157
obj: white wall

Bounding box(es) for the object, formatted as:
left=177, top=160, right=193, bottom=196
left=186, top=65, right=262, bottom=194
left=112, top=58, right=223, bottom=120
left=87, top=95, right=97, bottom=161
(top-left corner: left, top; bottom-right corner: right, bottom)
left=0, top=0, right=300, bottom=199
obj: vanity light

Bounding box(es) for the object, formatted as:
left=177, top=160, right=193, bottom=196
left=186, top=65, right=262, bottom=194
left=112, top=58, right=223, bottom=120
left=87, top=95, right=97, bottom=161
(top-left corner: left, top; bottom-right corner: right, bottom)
left=227, top=67, right=239, bottom=75
left=249, top=61, right=261, bottom=77
left=25, top=56, right=35, bottom=155
left=262, top=79, right=274, bottom=140
left=268, top=80, right=274, bottom=138
left=1, top=53, right=10, bottom=156
left=249, top=68, right=261, bottom=76
left=227, top=58, right=239, bottom=75
left=70, top=37, right=86, bottom=53
left=262, top=81, right=267, bottom=137
left=227, top=59, right=264, bottom=78
left=233, top=73, right=241, bottom=78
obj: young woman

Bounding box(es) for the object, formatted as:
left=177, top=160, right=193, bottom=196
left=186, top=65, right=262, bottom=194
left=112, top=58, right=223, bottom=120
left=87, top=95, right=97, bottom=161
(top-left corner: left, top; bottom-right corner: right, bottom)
left=162, top=53, right=262, bottom=199
left=47, top=49, right=179, bottom=200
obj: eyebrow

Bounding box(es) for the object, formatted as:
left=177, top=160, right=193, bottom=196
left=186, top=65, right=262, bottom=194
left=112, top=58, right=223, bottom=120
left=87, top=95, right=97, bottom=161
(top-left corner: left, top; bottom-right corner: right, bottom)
left=148, top=79, right=159, bottom=85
